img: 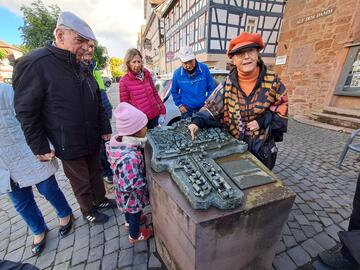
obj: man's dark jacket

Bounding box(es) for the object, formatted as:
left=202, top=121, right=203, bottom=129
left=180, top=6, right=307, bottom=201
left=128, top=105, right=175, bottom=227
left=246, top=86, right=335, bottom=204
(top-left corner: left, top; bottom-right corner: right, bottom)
left=12, top=42, right=112, bottom=160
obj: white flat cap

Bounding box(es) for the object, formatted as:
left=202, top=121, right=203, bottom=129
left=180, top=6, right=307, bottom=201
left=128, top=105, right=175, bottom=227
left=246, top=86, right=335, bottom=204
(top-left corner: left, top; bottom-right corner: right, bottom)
left=178, top=46, right=196, bottom=62
left=57, top=11, right=96, bottom=41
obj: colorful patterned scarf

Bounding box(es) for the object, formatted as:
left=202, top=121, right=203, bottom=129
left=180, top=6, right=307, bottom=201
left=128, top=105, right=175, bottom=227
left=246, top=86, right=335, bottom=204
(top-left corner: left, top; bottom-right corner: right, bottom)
left=223, top=70, right=279, bottom=140
left=135, top=71, right=145, bottom=82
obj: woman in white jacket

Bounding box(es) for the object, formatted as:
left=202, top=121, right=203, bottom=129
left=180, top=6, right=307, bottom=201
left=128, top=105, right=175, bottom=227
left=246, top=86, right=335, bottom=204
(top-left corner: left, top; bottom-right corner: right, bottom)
left=0, top=83, right=73, bottom=256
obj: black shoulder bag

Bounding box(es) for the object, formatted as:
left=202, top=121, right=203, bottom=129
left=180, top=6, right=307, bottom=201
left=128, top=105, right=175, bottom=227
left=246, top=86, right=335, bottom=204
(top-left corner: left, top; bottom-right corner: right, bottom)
left=256, top=126, right=278, bottom=170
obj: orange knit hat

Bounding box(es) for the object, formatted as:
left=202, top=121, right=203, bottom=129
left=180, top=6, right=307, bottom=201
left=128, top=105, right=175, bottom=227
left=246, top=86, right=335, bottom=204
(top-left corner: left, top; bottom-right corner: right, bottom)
left=227, top=32, right=265, bottom=58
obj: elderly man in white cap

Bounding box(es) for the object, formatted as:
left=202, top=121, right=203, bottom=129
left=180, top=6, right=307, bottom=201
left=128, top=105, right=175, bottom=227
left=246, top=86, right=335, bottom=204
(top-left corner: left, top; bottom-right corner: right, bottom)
left=13, top=11, right=115, bottom=225
left=170, top=46, right=215, bottom=118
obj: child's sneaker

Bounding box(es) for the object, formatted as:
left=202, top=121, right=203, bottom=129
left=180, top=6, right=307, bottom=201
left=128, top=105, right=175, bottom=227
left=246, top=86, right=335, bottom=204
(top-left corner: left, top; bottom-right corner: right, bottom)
left=125, top=214, right=147, bottom=229
left=128, top=228, right=153, bottom=244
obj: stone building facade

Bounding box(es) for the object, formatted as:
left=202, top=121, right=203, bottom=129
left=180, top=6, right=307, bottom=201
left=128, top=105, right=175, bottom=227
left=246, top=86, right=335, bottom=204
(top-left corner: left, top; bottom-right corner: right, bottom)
left=274, top=0, right=360, bottom=117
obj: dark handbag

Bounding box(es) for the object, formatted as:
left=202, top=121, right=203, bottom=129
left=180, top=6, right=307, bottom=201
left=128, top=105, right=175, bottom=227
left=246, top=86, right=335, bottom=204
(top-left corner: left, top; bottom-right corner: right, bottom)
left=256, top=127, right=278, bottom=170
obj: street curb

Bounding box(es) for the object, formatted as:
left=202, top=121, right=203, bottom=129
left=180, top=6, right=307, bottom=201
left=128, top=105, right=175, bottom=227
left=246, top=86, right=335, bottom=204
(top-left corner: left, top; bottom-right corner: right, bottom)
left=293, top=115, right=356, bottom=134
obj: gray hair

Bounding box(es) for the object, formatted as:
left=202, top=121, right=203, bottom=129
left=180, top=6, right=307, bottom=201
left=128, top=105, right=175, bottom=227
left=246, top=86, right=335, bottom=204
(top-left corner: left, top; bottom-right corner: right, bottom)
left=53, top=25, right=72, bottom=39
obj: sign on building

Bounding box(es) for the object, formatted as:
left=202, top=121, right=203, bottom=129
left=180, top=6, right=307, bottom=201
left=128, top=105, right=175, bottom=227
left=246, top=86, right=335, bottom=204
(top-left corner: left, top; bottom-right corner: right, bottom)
left=166, top=51, right=175, bottom=60
left=296, top=8, right=334, bottom=25
left=275, top=55, right=287, bottom=65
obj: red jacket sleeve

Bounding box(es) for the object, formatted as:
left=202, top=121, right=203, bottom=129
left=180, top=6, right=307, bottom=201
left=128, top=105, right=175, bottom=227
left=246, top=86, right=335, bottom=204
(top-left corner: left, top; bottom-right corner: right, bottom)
left=149, top=76, right=166, bottom=115
left=119, top=77, right=130, bottom=103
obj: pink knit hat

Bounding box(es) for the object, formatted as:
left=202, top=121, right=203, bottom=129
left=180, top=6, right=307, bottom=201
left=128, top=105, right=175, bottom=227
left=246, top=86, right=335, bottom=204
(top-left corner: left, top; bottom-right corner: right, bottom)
left=114, top=102, right=148, bottom=136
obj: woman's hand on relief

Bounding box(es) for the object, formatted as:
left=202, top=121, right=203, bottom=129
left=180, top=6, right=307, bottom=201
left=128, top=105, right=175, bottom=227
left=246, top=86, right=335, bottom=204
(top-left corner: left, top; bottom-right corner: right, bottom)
left=246, top=120, right=260, bottom=131
left=188, top=124, right=199, bottom=141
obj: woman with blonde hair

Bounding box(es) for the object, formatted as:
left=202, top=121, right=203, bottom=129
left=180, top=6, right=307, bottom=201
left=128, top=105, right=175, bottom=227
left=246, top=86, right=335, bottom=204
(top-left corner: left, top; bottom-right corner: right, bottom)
left=119, top=48, right=166, bottom=128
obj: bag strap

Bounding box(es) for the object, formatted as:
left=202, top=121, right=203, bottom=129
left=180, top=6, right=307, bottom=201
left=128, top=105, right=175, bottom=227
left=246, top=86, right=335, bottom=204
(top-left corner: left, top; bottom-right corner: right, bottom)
left=264, top=125, right=271, bottom=141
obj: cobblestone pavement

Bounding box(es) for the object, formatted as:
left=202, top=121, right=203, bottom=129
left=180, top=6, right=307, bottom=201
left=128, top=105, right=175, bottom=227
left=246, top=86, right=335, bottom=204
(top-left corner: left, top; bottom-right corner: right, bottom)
left=273, top=118, right=359, bottom=270
left=0, top=83, right=359, bottom=270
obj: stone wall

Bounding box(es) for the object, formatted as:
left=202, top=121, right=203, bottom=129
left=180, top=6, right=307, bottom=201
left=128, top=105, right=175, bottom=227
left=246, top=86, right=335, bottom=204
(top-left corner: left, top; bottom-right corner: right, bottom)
left=274, top=0, right=360, bottom=115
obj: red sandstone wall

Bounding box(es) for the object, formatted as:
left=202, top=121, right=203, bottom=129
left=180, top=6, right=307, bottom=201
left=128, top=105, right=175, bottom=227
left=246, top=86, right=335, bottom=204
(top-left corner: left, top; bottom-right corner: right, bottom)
left=274, top=0, right=360, bottom=115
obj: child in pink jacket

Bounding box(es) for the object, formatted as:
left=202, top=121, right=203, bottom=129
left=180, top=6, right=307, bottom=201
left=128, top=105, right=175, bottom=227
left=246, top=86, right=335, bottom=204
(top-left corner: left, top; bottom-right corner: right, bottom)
left=106, top=102, right=153, bottom=243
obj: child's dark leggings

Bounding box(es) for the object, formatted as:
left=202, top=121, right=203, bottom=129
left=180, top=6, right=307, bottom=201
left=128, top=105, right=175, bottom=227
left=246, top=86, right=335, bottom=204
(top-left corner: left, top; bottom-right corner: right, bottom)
left=125, top=212, right=141, bottom=238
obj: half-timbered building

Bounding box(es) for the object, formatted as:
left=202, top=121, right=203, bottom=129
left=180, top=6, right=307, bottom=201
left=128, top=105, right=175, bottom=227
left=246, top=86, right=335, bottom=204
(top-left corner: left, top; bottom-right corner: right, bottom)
left=140, top=0, right=285, bottom=73
left=140, top=0, right=166, bottom=74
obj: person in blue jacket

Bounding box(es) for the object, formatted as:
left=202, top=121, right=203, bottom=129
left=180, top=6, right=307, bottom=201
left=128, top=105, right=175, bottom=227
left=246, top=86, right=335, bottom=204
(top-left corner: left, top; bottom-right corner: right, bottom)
left=170, top=46, right=215, bottom=118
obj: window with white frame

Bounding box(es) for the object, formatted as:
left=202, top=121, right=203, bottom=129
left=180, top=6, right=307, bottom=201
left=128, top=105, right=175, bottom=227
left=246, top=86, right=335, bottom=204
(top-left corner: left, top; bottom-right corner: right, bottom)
left=175, top=32, right=180, bottom=51
left=169, top=11, right=173, bottom=27
left=179, top=2, right=182, bottom=17
left=186, top=24, right=190, bottom=45
left=246, top=16, right=258, bottom=33
left=195, top=19, right=198, bottom=43
left=182, top=0, right=187, bottom=15
left=166, top=39, right=170, bottom=53
left=174, top=4, right=179, bottom=23
left=181, top=27, right=187, bottom=47
left=189, top=21, right=195, bottom=44
left=336, top=45, right=360, bottom=96
left=164, top=18, right=168, bottom=32
left=179, top=29, right=183, bottom=49
left=174, top=34, right=177, bottom=52
left=169, top=36, right=173, bottom=52
left=199, top=13, right=206, bottom=40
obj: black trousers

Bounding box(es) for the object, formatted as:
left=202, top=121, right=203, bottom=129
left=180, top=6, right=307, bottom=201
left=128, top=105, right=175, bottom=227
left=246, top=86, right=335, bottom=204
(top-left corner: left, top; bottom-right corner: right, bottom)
left=349, top=173, right=360, bottom=231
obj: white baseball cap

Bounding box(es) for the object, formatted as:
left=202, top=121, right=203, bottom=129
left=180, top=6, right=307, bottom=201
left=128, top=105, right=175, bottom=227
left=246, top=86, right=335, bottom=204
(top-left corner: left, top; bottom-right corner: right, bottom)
left=178, top=46, right=196, bottom=62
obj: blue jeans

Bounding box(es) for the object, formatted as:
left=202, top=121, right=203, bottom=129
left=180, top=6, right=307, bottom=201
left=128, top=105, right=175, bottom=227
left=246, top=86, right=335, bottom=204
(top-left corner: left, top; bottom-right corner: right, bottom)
left=125, top=212, right=141, bottom=238
left=7, top=175, right=72, bottom=235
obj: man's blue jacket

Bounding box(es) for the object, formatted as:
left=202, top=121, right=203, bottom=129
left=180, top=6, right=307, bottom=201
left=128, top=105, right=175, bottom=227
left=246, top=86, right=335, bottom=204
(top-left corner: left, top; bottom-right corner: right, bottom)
left=170, top=61, right=216, bottom=110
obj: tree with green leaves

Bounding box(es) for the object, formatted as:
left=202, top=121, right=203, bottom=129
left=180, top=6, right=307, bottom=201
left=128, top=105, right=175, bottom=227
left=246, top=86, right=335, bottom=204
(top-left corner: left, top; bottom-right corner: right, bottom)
left=109, top=57, right=125, bottom=78
left=94, top=45, right=108, bottom=69
left=19, top=0, right=61, bottom=50
left=19, top=0, right=110, bottom=70
left=0, top=48, right=7, bottom=61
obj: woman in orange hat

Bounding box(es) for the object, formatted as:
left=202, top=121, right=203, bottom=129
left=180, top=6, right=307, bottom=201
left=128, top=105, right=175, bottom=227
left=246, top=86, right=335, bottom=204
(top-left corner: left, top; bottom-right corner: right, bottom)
left=188, top=32, right=288, bottom=170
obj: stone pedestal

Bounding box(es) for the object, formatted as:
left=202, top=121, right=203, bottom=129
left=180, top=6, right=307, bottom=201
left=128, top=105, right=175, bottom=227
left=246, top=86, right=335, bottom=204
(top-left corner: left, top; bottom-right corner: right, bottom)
left=145, top=149, right=295, bottom=270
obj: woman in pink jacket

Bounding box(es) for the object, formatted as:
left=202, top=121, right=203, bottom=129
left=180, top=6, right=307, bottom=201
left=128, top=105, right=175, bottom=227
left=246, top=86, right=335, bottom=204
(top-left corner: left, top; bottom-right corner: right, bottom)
left=120, top=48, right=166, bottom=128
